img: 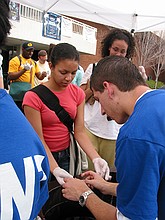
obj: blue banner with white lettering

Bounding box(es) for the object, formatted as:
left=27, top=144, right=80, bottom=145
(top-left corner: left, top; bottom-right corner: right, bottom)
left=43, top=12, right=61, bottom=40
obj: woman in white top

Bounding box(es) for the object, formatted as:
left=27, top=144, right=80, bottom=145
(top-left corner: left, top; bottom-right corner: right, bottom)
left=80, top=28, right=136, bottom=175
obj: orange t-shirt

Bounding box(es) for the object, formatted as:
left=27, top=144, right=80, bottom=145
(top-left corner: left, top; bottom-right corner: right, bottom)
left=8, top=55, right=40, bottom=87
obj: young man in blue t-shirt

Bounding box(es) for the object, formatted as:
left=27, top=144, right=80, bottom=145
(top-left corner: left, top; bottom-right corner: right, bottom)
left=62, top=56, right=165, bottom=220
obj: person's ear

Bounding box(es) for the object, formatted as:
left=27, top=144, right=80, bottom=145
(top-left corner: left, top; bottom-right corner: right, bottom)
left=103, top=81, right=109, bottom=89
left=103, top=81, right=114, bottom=97
left=49, top=62, right=53, bottom=69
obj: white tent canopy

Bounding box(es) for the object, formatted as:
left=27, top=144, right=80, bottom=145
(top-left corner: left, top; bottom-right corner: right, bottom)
left=16, top=0, right=165, bottom=32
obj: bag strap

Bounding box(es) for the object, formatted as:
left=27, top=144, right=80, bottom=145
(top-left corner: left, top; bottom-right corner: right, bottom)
left=17, top=55, right=22, bottom=66
left=31, top=84, right=74, bottom=132
left=92, top=63, right=96, bottom=74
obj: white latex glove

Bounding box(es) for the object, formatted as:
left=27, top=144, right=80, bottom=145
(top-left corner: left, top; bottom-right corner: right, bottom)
left=23, top=62, right=32, bottom=71
left=93, top=158, right=111, bottom=181
left=53, top=167, right=73, bottom=185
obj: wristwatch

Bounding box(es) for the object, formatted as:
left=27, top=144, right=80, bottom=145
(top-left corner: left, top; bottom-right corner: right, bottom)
left=79, top=190, right=94, bottom=207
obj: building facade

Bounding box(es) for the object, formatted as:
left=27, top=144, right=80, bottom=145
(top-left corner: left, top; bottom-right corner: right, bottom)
left=3, top=1, right=108, bottom=87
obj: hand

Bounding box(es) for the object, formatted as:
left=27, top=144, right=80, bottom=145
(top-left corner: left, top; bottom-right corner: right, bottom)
left=93, top=158, right=111, bottom=181
left=62, top=178, right=89, bottom=201
left=53, top=167, right=73, bottom=185
left=82, top=171, right=109, bottom=193
left=83, top=171, right=117, bottom=196
left=41, top=71, right=47, bottom=78
left=23, top=62, right=32, bottom=71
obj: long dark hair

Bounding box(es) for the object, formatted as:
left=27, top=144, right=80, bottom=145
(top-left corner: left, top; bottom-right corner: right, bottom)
left=101, top=28, right=135, bottom=59
left=0, top=0, right=11, bottom=46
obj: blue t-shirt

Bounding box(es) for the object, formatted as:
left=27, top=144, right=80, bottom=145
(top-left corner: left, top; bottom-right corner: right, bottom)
left=0, top=89, right=50, bottom=219
left=116, top=90, right=165, bottom=220
left=71, top=69, right=83, bottom=86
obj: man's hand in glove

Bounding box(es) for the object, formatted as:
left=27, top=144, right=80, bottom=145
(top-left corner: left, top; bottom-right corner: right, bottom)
left=23, top=62, right=32, bottom=71
left=53, top=167, right=73, bottom=185
left=93, top=158, right=111, bottom=181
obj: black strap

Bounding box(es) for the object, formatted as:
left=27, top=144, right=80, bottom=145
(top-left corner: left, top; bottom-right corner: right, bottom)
left=31, top=84, right=74, bottom=132
left=92, top=63, right=96, bottom=74
left=17, top=55, right=22, bottom=66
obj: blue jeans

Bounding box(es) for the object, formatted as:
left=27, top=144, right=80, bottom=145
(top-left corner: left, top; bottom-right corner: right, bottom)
left=50, top=148, right=70, bottom=181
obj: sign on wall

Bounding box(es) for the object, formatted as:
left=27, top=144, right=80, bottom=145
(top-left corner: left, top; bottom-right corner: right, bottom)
left=83, top=26, right=96, bottom=43
left=43, top=12, right=62, bottom=40
left=9, top=1, right=20, bottom=21
left=61, top=17, right=72, bottom=37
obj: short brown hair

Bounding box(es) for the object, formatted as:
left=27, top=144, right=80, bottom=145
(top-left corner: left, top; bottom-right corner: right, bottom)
left=90, top=56, right=147, bottom=92
left=38, top=50, right=47, bottom=57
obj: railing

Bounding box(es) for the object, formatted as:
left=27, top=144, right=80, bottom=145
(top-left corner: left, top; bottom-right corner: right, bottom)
left=20, top=4, right=43, bottom=22
left=19, top=3, right=96, bottom=38
left=9, top=1, right=97, bottom=55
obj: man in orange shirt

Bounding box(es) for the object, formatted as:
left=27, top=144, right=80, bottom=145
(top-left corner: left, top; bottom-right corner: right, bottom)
left=8, top=42, right=47, bottom=111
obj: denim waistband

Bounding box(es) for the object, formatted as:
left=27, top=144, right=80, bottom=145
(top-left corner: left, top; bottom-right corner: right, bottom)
left=51, top=147, right=69, bottom=157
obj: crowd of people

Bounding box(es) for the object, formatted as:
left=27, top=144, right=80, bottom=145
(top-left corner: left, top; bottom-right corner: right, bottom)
left=0, top=0, right=165, bottom=219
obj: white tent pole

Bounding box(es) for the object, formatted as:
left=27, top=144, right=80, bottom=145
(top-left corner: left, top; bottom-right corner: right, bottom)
left=130, top=13, right=138, bottom=33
